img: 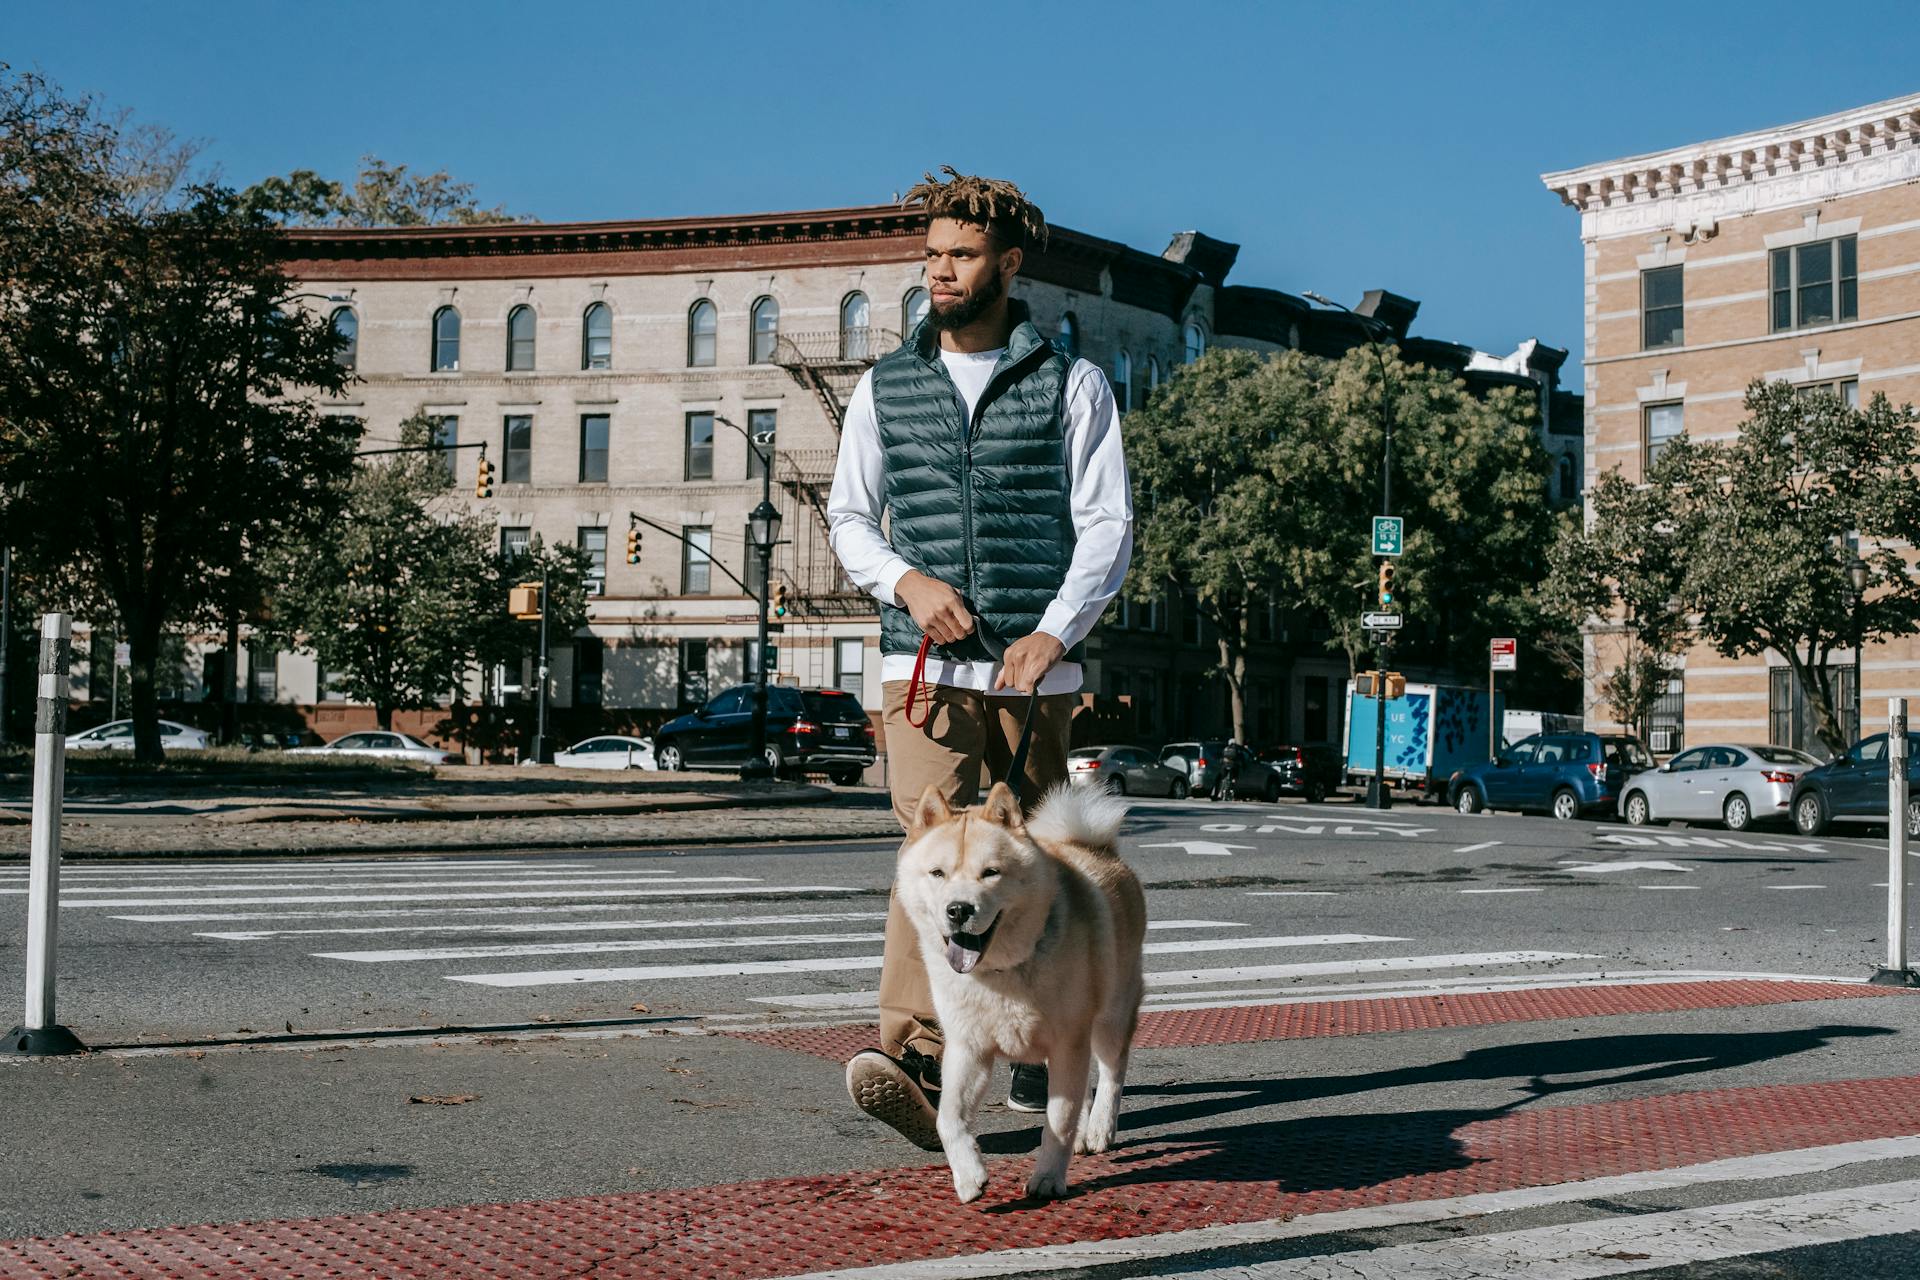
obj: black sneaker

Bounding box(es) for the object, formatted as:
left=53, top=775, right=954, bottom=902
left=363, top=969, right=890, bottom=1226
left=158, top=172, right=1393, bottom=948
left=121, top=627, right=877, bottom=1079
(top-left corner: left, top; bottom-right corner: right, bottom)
left=845, top=1047, right=943, bottom=1151
left=1007, top=1062, right=1048, bottom=1113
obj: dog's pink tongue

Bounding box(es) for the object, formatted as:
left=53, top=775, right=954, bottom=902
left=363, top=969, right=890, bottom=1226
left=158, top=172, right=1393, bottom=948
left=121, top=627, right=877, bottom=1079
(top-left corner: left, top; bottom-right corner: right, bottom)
left=946, top=938, right=981, bottom=974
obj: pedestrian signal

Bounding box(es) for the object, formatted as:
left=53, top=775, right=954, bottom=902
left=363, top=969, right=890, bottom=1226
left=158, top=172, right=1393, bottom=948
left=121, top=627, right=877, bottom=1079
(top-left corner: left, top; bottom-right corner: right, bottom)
left=508, top=583, right=542, bottom=620
left=1384, top=671, right=1406, bottom=699
left=1377, top=560, right=1395, bottom=607
left=1355, top=671, right=1378, bottom=697
left=625, top=524, right=642, bottom=564
left=475, top=454, right=494, bottom=499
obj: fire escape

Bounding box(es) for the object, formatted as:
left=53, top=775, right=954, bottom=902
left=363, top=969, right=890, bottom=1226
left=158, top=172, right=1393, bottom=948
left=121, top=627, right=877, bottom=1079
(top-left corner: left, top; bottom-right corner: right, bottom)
left=771, top=326, right=900, bottom=618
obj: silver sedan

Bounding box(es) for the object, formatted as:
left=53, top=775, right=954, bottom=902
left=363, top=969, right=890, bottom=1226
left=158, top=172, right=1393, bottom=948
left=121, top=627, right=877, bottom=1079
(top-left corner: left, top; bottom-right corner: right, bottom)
left=1068, top=745, right=1190, bottom=798
left=1618, top=742, right=1821, bottom=831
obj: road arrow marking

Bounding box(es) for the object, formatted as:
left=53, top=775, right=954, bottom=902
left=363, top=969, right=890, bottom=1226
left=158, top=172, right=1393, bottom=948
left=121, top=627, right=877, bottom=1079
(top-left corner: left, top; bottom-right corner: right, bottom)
left=1558, top=859, right=1692, bottom=874
left=1142, top=840, right=1253, bottom=857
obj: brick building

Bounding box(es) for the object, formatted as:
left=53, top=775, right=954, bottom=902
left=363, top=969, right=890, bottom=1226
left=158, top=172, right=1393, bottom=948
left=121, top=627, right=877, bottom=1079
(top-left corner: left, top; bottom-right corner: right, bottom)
left=1542, top=90, right=1920, bottom=755
left=72, top=204, right=1577, bottom=752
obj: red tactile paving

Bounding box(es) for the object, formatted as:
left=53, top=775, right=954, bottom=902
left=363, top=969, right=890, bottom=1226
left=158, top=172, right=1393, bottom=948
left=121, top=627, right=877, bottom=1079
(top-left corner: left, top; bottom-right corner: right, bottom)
left=6, top=1071, right=1920, bottom=1280
left=723, top=978, right=1904, bottom=1062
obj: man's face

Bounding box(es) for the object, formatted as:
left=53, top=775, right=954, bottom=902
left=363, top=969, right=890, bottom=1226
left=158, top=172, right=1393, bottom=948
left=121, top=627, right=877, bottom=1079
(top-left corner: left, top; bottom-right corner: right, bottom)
left=924, top=217, right=1018, bottom=332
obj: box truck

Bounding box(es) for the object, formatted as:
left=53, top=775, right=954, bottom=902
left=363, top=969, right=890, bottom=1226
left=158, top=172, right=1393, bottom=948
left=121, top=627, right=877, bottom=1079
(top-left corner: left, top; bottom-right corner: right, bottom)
left=1344, top=680, right=1504, bottom=799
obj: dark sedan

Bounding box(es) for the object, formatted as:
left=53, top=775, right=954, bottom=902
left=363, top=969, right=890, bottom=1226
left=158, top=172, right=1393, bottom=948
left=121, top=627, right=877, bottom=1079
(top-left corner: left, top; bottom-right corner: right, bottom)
left=1789, top=733, right=1920, bottom=836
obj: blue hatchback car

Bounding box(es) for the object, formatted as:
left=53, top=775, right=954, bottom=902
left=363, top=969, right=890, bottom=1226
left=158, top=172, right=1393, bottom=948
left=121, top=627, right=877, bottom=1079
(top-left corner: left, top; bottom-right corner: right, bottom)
left=1449, top=732, right=1654, bottom=821
left=1788, top=734, right=1920, bottom=836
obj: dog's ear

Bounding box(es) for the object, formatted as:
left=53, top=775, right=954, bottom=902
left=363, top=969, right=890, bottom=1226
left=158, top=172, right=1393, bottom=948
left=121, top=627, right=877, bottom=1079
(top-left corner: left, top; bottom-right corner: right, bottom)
left=909, top=784, right=954, bottom=835
left=979, top=782, right=1025, bottom=831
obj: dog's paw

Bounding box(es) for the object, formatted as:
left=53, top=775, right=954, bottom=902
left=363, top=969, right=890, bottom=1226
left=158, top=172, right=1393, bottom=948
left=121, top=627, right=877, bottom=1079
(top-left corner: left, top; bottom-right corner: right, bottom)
left=951, top=1159, right=988, bottom=1204
left=1078, top=1117, right=1115, bottom=1154
left=1025, top=1167, right=1070, bottom=1200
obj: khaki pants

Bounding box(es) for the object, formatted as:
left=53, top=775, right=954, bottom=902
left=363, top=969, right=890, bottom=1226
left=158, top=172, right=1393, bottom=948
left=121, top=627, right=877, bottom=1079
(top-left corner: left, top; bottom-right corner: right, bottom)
left=878, top=680, right=1075, bottom=1059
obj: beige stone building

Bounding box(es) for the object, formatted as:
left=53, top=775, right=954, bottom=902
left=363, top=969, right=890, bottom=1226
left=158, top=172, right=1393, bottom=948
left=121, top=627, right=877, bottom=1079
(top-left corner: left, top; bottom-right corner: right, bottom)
left=1542, top=90, right=1920, bottom=754
left=68, top=204, right=1574, bottom=751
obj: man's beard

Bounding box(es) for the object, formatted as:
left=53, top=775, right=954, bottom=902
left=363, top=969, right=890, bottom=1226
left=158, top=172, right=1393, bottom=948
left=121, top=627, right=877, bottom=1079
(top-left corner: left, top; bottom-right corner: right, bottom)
left=927, top=270, right=1006, bottom=332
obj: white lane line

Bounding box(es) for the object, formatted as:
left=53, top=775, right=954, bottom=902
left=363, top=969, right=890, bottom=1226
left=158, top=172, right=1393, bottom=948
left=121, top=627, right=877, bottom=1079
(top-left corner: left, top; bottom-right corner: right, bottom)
left=320, top=932, right=1402, bottom=966
left=1145, top=951, right=1596, bottom=989
left=1458, top=888, right=1542, bottom=895
left=192, top=915, right=1247, bottom=943
left=1638, top=885, right=1700, bottom=891
left=1453, top=841, right=1502, bottom=854
left=112, top=899, right=847, bottom=923
left=0, top=861, right=589, bottom=876
left=1166, top=1178, right=1920, bottom=1279
left=748, top=968, right=1845, bottom=1015
left=468, top=948, right=1596, bottom=991
left=320, top=931, right=888, bottom=963
left=451, top=956, right=886, bottom=986
left=1246, top=891, right=1341, bottom=896
left=784, top=1148, right=1920, bottom=1280
left=62, top=886, right=857, bottom=909
left=37, top=875, right=742, bottom=895
left=1767, top=884, right=1828, bottom=890
left=196, top=911, right=888, bottom=940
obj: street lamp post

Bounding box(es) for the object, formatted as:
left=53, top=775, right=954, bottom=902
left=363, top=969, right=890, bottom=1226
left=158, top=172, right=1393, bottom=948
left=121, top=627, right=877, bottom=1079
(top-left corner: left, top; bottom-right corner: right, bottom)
left=1305, top=293, right=1396, bottom=810
left=1849, top=556, right=1869, bottom=745
left=717, top=415, right=782, bottom=782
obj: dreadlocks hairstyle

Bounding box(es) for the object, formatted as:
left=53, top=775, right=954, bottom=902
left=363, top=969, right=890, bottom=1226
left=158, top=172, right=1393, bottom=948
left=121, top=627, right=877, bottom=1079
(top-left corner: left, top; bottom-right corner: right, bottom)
left=901, top=167, right=1049, bottom=253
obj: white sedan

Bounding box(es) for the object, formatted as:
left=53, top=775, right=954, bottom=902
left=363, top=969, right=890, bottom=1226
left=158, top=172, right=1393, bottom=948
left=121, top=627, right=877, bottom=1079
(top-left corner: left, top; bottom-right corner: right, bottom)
left=550, top=735, right=657, bottom=770
left=285, top=731, right=460, bottom=765
left=64, top=719, right=210, bottom=752
left=1618, top=742, right=1822, bottom=831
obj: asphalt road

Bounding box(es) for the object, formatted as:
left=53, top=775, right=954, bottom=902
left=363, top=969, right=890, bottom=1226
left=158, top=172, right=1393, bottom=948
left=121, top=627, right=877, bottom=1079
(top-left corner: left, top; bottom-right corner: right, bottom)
left=0, top=793, right=1905, bottom=1047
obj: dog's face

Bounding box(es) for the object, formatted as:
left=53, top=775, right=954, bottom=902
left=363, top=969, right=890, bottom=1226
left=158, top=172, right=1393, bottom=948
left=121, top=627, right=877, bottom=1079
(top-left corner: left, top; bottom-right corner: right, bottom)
left=897, top=782, right=1051, bottom=975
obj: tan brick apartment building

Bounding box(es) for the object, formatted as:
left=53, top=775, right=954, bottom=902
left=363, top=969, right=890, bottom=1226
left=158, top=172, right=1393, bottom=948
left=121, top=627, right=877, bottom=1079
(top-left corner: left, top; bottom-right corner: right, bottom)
left=73, top=204, right=1577, bottom=752
left=1543, top=90, right=1920, bottom=755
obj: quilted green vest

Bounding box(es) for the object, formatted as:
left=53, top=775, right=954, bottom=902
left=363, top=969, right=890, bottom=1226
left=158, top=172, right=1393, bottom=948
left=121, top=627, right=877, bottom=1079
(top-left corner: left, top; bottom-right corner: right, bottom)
left=870, top=299, right=1080, bottom=664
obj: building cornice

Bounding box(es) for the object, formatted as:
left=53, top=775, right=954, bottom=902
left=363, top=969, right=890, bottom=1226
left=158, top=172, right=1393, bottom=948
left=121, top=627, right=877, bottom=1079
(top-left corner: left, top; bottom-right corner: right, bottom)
left=1541, top=91, right=1920, bottom=238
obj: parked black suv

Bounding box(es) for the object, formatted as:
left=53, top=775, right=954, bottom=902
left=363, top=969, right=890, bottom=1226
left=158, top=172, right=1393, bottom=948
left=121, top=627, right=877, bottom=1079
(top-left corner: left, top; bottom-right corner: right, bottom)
left=1257, top=744, right=1344, bottom=803
left=654, top=685, right=876, bottom=784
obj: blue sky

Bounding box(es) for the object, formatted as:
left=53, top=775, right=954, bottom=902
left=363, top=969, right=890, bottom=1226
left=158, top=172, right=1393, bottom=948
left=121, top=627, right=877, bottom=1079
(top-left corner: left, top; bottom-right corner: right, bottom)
left=12, top=1, right=1918, bottom=363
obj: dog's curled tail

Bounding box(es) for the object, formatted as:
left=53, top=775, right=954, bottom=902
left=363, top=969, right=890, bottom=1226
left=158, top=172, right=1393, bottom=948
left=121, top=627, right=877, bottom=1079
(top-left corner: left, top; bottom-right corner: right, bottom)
left=1025, top=783, right=1129, bottom=854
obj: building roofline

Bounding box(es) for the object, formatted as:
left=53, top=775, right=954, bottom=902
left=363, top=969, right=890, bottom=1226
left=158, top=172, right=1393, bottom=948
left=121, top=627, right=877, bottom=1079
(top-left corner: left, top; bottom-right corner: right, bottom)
left=1540, top=90, right=1920, bottom=211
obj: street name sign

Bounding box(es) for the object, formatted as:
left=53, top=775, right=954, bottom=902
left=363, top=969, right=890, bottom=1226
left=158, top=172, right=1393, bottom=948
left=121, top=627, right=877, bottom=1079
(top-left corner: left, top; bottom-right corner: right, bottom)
left=1362, top=611, right=1403, bottom=630
left=1491, top=637, right=1518, bottom=671
left=1371, top=516, right=1404, bottom=556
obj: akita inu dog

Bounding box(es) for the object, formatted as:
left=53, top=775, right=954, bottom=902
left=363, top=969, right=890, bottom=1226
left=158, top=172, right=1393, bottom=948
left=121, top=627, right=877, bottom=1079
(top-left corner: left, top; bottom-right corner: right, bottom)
left=895, top=780, right=1146, bottom=1202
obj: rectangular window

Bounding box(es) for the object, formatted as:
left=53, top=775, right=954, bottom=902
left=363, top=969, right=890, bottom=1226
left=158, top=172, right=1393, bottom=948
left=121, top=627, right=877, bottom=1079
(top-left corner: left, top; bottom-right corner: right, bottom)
left=1648, top=675, right=1685, bottom=755
left=1641, top=265, right=1684, bottom=349
left=500, top=526, right=531, bottom=559
left=1643, top=401, right=1684, bottom=470
left=577, top=526, right=607, bottom=587
left=248, top=645, right=278, bottom=703
left=681, top=525, right=712, bottom=594
left=1770, top=236, right=1858, bottom=332
left=1770, top=664, right=1855, bottom=759
left=685, top=411, right=714, bottom=481
left=503, top=415, right=532, bottom=484
left=574, top=638, right=604, bottom=706
left=835, top=638, right=864, bottom=696
left=745, top=408, right=776, bottom=480
left=1796, top=379, right=1861, bottom=409
left=578, top=414, right=609, bottom=483
left=432, top=416, right=458, bottom=484
left=679, top=638, right=709, bottom=708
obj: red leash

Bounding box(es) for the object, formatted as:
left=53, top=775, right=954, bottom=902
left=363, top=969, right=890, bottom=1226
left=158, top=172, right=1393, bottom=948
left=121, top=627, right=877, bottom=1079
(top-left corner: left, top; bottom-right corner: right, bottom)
left=902, top=630, right=1042, bottom=804
left=903, top=634, right=935, bottom=729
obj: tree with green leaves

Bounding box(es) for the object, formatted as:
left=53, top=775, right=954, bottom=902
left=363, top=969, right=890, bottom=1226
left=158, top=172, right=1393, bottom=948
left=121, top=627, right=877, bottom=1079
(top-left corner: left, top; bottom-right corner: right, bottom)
left=1655, top=382, right=1920, bottom=755
left=268, top=415, right=589, bottom=733
left=1125, top=346, right=1556, bottom=740
left=238, top=155, right=527, bottom=227
left=0, top=66, right=361, bottom=761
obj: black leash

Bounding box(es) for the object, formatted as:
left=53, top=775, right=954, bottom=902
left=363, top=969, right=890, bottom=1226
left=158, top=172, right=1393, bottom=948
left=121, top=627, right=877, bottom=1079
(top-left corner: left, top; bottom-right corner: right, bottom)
left=906, top=627, right=1044, bottom=807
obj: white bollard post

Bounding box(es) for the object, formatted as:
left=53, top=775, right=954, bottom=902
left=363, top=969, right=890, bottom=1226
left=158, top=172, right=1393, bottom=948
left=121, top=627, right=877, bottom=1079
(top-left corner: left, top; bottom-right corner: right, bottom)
left=4, top=613, right=86, bottom=1055
left=1871, top=696, right=1919, bottom=987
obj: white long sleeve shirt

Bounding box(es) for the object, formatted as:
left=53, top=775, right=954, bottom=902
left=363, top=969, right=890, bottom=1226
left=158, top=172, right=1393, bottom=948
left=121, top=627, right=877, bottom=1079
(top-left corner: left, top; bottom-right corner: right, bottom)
left=827, top=346, right=1134, bottom=696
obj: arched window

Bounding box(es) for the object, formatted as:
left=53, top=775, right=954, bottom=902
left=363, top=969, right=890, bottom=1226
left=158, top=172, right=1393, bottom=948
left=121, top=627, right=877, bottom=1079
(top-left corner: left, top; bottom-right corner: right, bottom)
left=1146, top=355, right=1161, bottom=391
left=329, top=307, right=358, bottom=370
left=688, top=298, right=717, bottom=367
left=1057, top=311, right=1078, bottom=360
left=431, top=306, right=461, bottom=371
left=749, top=296, right=780, bottom=364
left=1557, top=454, right=1577, bottom=502
left=581, top=302, right=612, bottom=370
left=506, top=304, right=536, bottom=371
left=840, top=291, right=870, bottom=360
left=902, top=287, right=930, bottom=334
left=1183, top=320, right=1206, bottom=363
left=1112, top=349, right=1132, bottom=413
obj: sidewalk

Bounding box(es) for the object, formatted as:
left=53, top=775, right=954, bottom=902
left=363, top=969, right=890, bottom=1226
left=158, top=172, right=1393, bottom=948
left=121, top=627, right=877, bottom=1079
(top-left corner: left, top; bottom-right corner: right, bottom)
left=0, top=769, right=903, bottom=857
left=3, top=978, right=1917, bottom=1277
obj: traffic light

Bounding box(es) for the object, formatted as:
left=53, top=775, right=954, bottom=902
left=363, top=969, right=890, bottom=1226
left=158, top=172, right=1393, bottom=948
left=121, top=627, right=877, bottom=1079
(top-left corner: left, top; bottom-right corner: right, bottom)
left=1384, top=671, right=1407, bottom=699
left=1355, top=671, right=1378, bottom=698
left=771, top=580, right=789, bottom=619
left=1377, top=560, right=1396, bottom=607
left=475, top=453, right=494, bottom=499
left=625, top=524, right=642, bottom=564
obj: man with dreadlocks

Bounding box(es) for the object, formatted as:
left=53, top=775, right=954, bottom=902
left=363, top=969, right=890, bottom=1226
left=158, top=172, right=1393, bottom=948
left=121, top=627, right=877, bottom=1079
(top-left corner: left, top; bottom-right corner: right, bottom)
left=827, top=168, right=1134, bottom=1149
